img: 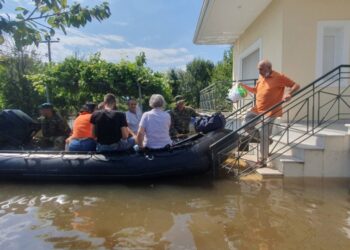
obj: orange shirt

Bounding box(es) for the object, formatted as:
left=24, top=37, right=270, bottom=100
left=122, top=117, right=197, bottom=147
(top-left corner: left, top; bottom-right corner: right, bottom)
left=247, top=71, right=296, bottom=117
left=70, top=112, right=95, bottom=139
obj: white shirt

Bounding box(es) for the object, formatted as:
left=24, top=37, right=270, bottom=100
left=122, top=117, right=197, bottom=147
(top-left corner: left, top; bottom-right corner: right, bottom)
left=139, top=108, right=172, bottom=149
left=126, top=108, right=142, bottom=134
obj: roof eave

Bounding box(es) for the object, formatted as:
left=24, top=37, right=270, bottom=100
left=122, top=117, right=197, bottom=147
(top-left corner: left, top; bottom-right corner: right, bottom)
left=193, top=0, right=272, bottom=45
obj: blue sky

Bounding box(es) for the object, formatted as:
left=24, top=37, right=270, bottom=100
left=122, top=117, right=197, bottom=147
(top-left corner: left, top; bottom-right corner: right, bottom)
left=1, top=0, right=229, bottom=71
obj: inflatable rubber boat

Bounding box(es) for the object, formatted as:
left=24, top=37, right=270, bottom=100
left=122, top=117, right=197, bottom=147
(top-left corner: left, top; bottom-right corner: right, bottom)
left=0, top=109, right=237, bottom=180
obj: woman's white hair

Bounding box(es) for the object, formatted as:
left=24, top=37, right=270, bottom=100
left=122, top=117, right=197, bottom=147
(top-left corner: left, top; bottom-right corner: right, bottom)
left=149, top=94, right=166, bottom=108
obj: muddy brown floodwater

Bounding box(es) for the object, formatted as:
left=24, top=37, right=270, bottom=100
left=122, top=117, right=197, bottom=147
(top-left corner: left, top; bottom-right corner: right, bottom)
left=0, top=176, right=349, bottom=249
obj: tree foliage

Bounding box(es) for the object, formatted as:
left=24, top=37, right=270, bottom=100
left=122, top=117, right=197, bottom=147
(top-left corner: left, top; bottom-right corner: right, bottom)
left=167, top=68, right=183, bottom=98
left=167, top=59, right=214, bottom=108
left=0, top=0, right=111, bottom=49
left=166, top=47, right=233, bottom=109
left=0, top=47, right=43, bottom=115
left=27, top=54, right=172, bottom=114
left=212, top=46, right=233, bottom=84
left=211, top=47, right=234, bottom=110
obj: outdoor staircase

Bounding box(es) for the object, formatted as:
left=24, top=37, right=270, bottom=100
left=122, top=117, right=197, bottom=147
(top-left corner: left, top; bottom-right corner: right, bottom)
left=258, top=122, right=350, bottom=177
left=207, top=65, right=350, bottom=179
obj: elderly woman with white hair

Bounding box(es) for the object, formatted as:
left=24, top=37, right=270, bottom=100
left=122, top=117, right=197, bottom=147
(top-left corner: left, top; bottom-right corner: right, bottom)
left=136, top=94, right=172, bottom=149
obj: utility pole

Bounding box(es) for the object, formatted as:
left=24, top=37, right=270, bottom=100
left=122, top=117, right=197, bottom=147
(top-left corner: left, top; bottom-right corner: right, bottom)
left=39, top=35, right=60, bottom=103
left=136, top=65, right=143, bottom=112
left=137, top=81, right=143, bottom=112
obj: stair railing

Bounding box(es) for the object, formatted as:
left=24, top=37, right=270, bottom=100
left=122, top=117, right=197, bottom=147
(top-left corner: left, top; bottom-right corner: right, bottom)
left=199, top=79, right=257, bottom=113
left=210, top=65, right=350, bottom=178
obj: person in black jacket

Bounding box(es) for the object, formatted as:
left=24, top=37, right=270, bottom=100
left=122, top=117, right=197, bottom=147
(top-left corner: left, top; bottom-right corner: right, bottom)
left=90, top=93, right=135, bottom=152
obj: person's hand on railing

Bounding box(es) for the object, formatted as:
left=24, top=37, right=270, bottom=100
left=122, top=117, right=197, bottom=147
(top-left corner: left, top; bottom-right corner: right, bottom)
left=283, top=83, right=300, bottom=101
left=283, top=93, right=292, bottom=102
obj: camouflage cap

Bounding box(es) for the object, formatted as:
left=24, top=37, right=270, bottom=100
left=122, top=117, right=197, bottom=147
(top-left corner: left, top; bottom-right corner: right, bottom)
left=174, top=95, right=185, bottom=103
left=39, top=102, right=53, bottom=109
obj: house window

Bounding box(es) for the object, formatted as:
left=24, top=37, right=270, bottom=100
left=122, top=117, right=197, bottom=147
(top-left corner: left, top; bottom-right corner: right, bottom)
left=316, top=21, right=350, bottom=77
left=242, top=49, right=260, bottom=80
left=238, top=38, right=262, bottom=81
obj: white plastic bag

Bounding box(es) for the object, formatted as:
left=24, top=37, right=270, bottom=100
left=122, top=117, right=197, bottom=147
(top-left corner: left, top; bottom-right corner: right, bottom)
left=227, top=83, right=247, bottom=103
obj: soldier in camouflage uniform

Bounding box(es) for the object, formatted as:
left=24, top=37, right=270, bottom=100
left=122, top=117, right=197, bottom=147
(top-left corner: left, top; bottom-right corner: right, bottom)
left=170, top=95, right=200, bottom=137
left=36, top=103, right=71, bottom=150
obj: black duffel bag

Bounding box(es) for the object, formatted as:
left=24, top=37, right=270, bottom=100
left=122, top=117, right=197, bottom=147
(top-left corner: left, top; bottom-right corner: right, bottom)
left=194, top=112, right=226, bottom=133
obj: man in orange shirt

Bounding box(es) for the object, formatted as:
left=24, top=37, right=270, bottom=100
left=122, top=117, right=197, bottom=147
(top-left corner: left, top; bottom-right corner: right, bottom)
left=240, top=59, right=300, bottom=166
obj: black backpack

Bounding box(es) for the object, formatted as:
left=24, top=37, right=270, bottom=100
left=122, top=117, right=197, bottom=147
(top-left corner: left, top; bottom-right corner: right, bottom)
left=194, top=112, right=226, bottom=133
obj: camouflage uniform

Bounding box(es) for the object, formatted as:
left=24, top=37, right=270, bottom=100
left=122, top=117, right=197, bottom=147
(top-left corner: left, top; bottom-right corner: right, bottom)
left=170, top=106, right=199, bottom=136
left=37, top=112, right=71, bottom=150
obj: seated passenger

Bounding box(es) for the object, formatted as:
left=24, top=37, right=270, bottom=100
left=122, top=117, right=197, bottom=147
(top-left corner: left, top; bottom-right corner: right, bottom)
left=137, top=94, right=172, bottom=150
left=97, top=101, right=105, bottom=110
left=36, top=103, right=71, bottom=150
left=169, top=95, right=200, bottom=137
left=125, top=98, right=142, bottom=135
left=66, top=103, right=96, bottom=151
left=91, top=93, right=135, bottom=152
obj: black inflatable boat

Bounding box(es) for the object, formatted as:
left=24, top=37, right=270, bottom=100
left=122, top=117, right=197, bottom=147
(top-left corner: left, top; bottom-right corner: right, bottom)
left=0, top=130, right=234, bottom=180
left=0, top=109, right=237, bottom=180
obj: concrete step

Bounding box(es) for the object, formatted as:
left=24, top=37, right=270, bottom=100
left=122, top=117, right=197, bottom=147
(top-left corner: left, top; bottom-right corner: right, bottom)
left=276, top=154, right=304, bottom=165
left=272, top=129, right=325, bottom=147
left=230, top=122, right=350, bottom=177
left=270, top=136, right=324, bottom=160
left=280, top=161, right=304, bottom=177
left=270, top=141, right=326, bottom=176
left=271, top=124, right=349, bottom=161
left=256, top=167, right=283, bottom=178
left=276, top=123, right=347, bottom=143
left=271, top=154, right=304, bottom=177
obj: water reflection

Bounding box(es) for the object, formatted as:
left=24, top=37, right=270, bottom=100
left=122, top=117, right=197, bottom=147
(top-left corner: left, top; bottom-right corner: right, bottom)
left=0, top=178, right=349, bottom=249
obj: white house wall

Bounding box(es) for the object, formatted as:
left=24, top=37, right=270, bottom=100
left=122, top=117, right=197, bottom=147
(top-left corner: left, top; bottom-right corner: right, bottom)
left=233, top=0, right=283, bottom=81
left=282, top=0, right=350, bottom=85
left=234, top=0, right=350, bottom=85
left=233, top=0, right=350, bottom=121
left=281, top=0, right=350, bottom=121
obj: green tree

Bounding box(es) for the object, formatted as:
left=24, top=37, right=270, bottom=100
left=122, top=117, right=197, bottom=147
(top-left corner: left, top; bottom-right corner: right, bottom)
left=211, top=47, right=234, bottom=110
left=28, top=53, right=172, bottom=113
left=0, top=0, right=110, bottom=49
left=181, top=58, right=214, bottom=107
left=167, top=68, right=183, bottom=98
left=0, top=47, right=43, bottom=115
left=212, top=46, right=233, bottom=83
left=135, top=51, right=146, bottom=67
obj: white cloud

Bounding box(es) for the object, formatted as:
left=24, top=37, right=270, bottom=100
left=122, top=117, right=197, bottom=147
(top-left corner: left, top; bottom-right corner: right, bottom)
left=36, top=42, right=74, bottom=62
left=58, top=29, right=125, bottom=47
left=26, top=29, right=123, bottom=62
left=100, top=47, right=194, bottom=69
left=100, top=35, right=125, bottom=43
left=20, top=29, right=125, bottom=63
left=5, top=28, right=194, bottom=71
left=35, top=40, right=194, bottom=70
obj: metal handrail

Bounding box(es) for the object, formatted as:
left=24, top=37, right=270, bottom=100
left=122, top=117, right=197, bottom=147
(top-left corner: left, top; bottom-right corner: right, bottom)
left=211, top=65, right=350, bottom=148
left=209, top=65, right=350, bottom=178
left=199, top=79, right=257, bottom=112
